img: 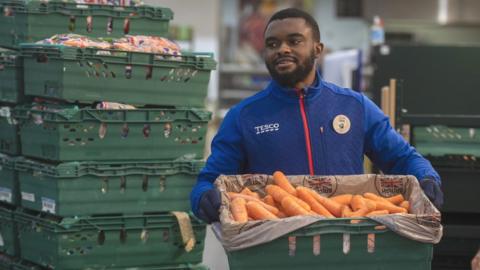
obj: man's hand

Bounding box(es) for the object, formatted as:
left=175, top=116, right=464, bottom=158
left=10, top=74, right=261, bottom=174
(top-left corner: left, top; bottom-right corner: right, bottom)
left=197, top=188, right=221, bottom=224
left=420, top=178, right=444, bottom=209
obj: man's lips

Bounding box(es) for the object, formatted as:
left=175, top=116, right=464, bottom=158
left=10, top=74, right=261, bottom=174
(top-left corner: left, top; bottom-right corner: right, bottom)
left=275, top=57, right=297, bottom=68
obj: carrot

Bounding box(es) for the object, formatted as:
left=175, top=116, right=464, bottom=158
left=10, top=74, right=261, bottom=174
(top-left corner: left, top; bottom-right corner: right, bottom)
left=363, top=192, right=393, bottom=205
left=351, top=195, right=367, bottom=211
left=374, top=200, right=408, bottom=214
left=305, top=188, right=343, bottom=217
left=273, top=171, right=297, bottom=196
left=341, top=205, right=353, bottom=218
left=265, top=185, right=311, bottom=211
left=276, top=210, right=287, bottom=218
left=281, top=196, right=310, bottom=217
left=364, top=198, right=377, bottom=211
left=263, top=195, right=275, bottom=207
left=240, top=187, right=260, bottom=199
left=349, top=207, right=369, bottom=217
left=296, top=187, right=334, bottom=218
left=399, top=200, right=410, bottom=212
left=227, top=192, right=279, bottom=215
left=331, top=194, right=353, bottom=205
left=230, top=197, right=248, bottom=223
left=366, top=210, right=389, bottom=216
left=246, top=201, right=279, bottom=220
left=386, top=194, right=405, bottom=205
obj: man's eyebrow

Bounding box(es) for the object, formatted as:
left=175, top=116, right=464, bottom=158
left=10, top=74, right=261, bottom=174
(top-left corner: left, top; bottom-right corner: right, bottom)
left=265, top=33, right=304, bottom=41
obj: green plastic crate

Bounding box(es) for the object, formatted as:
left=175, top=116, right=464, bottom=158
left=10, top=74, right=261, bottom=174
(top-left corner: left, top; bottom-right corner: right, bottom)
left=16, top=158, right=204, bottom=215
left=0, top=154, right=19, bottom=206
left=12, top=261, right=209, bottom=270
left=20, top=44, right=216, bottom=107
left=227, top=218, right=433, bottom=270
left=15, top=105, right=211, bottom=161
left=0, top=51, right=23, bottom=104
left=0, top=106, right=20, bottom=155
left=413, top=125, right=480, bottom=157
left=0, top=206, right=18, bottom=257
left=0, top=253, right=14, bottom=270
left=0, top=0, right=173, bottom=49
left=15, top=210, right=206, bottom=270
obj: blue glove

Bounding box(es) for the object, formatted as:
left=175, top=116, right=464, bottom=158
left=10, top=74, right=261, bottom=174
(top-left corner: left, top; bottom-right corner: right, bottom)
left=420, top=178, right=444, bottom=209
left=197, top=188, right=221, bottom=224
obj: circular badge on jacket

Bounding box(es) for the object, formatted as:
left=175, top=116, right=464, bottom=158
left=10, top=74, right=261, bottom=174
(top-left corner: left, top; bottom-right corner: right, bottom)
left=332, top=114, right=351, bottom=134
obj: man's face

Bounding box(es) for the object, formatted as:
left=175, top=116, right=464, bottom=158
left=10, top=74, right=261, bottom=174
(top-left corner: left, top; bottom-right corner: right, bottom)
left=264, top=18, right=323, bottom=88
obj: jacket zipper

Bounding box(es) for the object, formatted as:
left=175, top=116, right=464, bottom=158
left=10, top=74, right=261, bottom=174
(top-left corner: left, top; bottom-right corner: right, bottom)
left=320, top=126, right=328, bottom=174
left=297, top=89, right=315, bottom=175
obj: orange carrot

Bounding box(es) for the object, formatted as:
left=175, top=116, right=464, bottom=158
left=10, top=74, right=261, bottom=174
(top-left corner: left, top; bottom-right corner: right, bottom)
left=263, top=195, right=275, bottom=207
left=399, top=201, right=410, bottom=212
left=331, top=194, right=353, bottom=205
left=246, top=201, right=279, bottom=220
left=230, top=197, right=248, bottom=223
left=363, top=192, right=393, bottom=205
left=386, top=194, right=405, bottom=205
left=304, top=188, right=343, bottom=217
left=265, top=185, right=311, bottom=211
left=281, top=196, right=310, bottom=217
left=276, top=210, right=287, bottom=218
left=351, top=195, right=367, bottom=211
left=364, top=198, right=377, bottom=212
left=273, top=171, right=297, bottom=196
left=227, top=192, right=279, bottom=215
left=374, top=200, right=408, bottom=214
left=240, top=187, right=260, bottom=199
left=366, top=210, right=389, bottom=216
left=349, top=207, right=369, bottom=217
left=296, top=187, right=334, bottom=218
left=341, top=205, right=354, bottom=218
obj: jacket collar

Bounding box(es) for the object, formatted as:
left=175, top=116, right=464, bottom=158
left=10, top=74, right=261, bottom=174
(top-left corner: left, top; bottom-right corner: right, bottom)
left=269, top=69, right=324, bottom=103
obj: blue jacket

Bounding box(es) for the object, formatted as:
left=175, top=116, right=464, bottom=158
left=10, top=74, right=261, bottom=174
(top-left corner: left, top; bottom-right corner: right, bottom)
left=190, top=72, right=440, bottom=216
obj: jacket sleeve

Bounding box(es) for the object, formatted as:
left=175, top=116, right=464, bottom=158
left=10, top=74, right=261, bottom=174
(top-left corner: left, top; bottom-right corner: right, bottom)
left=363, top=95, right=441, bottom=184
left=190, top=106, right=246, bottom=216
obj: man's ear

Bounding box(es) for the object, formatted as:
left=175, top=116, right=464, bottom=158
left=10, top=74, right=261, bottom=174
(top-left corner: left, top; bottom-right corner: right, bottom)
left=314, top=42, right=324, bottom=58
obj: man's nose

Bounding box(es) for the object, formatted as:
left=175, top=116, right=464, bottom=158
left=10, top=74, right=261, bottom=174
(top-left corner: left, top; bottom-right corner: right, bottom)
left=277, top=42, right=292, bottom=54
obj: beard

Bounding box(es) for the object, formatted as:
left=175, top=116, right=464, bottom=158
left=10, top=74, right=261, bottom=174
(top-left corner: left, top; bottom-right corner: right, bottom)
left=266, top=50, right=316, bottom=88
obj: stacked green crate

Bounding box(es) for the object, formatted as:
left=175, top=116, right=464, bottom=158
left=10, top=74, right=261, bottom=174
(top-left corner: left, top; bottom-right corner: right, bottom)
left=1, top=1, right=216, bottom=269
left=0, top=0, right=173, bottom=49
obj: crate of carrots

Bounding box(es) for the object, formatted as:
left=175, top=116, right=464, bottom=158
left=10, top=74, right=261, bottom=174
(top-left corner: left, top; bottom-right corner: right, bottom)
left=214, top=172, right=442, bottom=270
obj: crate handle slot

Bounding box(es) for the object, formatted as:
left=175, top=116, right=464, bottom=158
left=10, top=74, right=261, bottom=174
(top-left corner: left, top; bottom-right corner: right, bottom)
left=120, top=228, right=127, bottom=243
left=99, top=123, right=107, bottom=139
left=140, top=229, right=148, bottom=243
left=123, top=17, right=130, bottom=34
left=145, top=65, right=153, bottom=80
left=36, top=54, right=48, bottom=63
left=86, top=16, right=93, bottom=33
left=313, top=235, right=320, bottom=256
left=288, top=236, right=296, bottom=257
left=159, top=176, right=166, bottom=192
left=69, top=15, right=76, bottom=31
left=343, top=233, right=350, bottom=254
left=125, top=65, right=132, bottom=79
left=98, top=230, right=105, bottom=245
left=367, top=233, right=375, bottom=253
left=101, top=177, right=108, bottom=194
left=107, top=17, right=113, bottom=34
left=120, top=176, right=126, bottom=193
left=142, top=175, right=149, bottom=192
left=121, top=123, right=129, bottom=138
left=143, top=124, right=151, bottom=138
left=163, top=123, right=171, bottom=138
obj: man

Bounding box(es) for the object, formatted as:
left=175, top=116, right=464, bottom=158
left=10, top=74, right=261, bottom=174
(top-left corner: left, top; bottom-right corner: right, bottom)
left=191, top=8, right=443, bottom=223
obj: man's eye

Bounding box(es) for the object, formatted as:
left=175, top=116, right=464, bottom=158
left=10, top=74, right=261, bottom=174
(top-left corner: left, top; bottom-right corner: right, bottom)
left=266, top=42, right=278, bottom=48
left=291, top=39, right=302, bottom=45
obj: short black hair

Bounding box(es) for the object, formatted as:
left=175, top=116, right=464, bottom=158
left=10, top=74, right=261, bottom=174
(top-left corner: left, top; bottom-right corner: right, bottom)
left=266, top=8, right=321, bottom=42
